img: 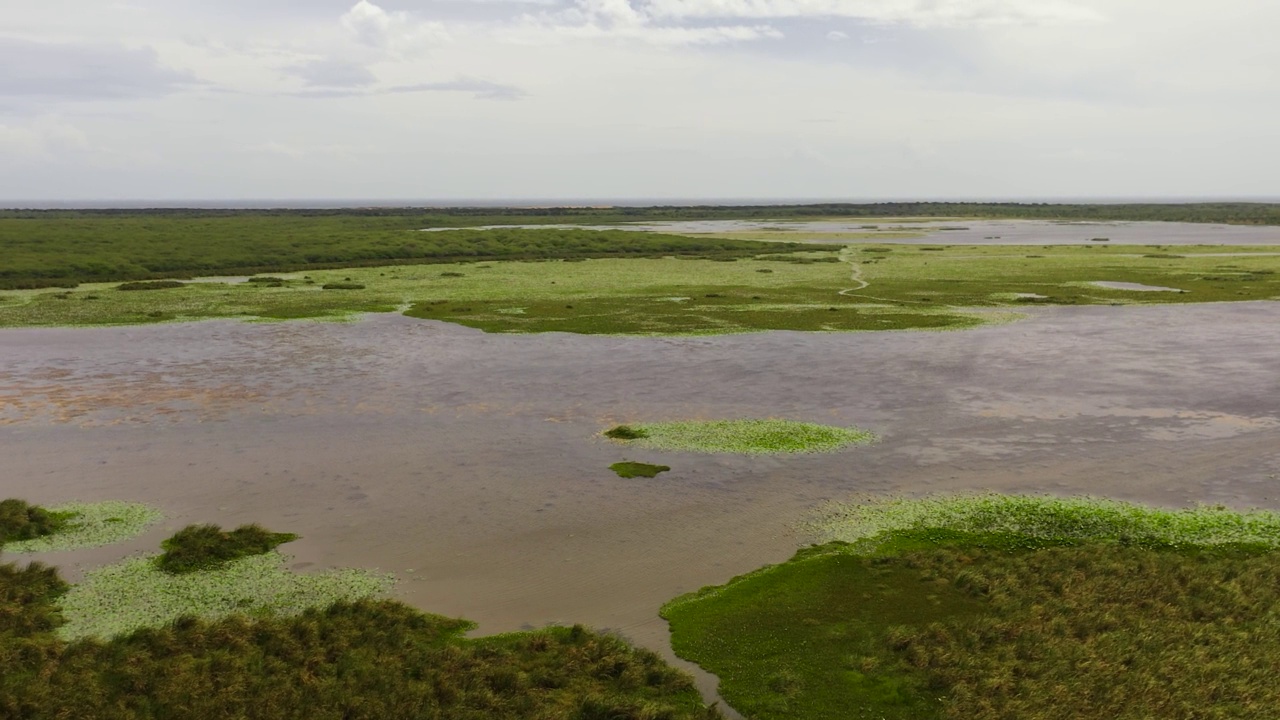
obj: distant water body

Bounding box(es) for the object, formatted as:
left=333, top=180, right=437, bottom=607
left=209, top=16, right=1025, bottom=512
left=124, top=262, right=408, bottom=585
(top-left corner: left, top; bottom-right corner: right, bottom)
left=6, top=197, right=1280, bottom=210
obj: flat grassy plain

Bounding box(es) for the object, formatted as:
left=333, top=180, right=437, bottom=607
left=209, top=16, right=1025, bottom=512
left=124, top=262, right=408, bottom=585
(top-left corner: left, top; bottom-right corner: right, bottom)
left=3, top=244, right=1276, bottom=334
left=663, top=496, right=1280, bottom=720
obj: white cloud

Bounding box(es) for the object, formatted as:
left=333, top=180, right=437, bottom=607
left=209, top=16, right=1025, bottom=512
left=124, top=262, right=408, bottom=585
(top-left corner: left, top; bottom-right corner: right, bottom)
left=340, top=0, right=450, bottom=53
left=505, top=0, right=784, bottom=45
left=637, top=0, right=1103, bottom=26
left=826, top=30, right=848, bottom=40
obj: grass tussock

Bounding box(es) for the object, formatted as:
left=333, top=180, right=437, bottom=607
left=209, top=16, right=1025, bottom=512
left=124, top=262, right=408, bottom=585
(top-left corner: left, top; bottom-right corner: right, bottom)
left=610, top=462, right=671, bottom=479
left=321, top=282, right=366, bottom=290
left=156, top=523, right=300, bottom=573
left=605, top=425, right=649, bottom=440
left=605, top=419, right=875, bottom=455
left=0, top=499, right=69, bottom=544
left=4, top=501, right=162, bottom=553
left=664, top=494, right=1280, bottom=720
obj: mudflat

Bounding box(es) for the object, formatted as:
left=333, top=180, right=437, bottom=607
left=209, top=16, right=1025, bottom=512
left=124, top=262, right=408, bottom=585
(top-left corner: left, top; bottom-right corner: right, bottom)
left=4, top=302, right=1279, bottom=686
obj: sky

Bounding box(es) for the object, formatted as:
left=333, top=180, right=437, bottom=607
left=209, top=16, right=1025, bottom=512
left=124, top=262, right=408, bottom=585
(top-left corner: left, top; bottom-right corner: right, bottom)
left=1, top=0, right=1277, bottom=202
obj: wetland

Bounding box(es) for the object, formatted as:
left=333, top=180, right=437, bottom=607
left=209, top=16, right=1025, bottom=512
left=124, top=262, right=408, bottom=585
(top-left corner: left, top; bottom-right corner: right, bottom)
left=4, top=206, right=1280, bottom=717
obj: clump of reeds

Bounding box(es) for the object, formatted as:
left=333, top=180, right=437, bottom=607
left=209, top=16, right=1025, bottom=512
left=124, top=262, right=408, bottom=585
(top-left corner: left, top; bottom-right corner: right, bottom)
left=0, top=499, right=68, bottom=544
left=156, top=524, right=299, bottom=574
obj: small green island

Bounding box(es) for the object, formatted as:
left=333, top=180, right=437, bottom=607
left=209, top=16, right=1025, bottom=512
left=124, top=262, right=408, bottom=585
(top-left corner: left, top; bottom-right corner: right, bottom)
left=610, top=462, right=672, bottom=479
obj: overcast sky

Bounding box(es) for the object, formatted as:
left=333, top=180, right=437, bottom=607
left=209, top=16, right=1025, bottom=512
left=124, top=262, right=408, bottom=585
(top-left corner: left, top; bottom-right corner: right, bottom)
left=2, top=0, right=1277, bottom=202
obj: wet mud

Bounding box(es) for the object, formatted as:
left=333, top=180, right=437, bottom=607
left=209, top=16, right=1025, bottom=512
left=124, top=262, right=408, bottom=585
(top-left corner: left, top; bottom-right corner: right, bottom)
left=3, top=302, right=1280, bottom=701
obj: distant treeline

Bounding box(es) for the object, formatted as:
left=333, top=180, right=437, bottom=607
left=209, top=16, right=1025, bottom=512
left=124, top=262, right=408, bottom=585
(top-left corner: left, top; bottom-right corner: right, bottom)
left=4, top=203, right=1278, bottom=289
left=0, top=218, right=817, bottom=289
left=4, top=202, right=1280, bottom=225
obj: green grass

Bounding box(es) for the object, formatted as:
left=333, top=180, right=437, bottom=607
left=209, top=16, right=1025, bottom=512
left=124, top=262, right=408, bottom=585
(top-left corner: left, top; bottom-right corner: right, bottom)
left=663, top=495, right=1280, bottom=720
left=156, top=523, right=300, bottom=574
left=4, top=501, right=163, bottom=553
left=610, top=462, right=671, bottom=479
left=604, top=420, right=876, bottom=455
left=1, top=568, right=719, bottom=720
left=2, top=241, right=1276, bottom=334
left=0, top=499, right=70, bottom=544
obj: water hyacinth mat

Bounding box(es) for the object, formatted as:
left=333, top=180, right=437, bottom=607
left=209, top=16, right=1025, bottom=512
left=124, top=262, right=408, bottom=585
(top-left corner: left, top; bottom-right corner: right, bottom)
left=57, top=551, right=395, bottom=639
left=604, top=419, right=875, bottom=455
left=5, top=501, right=163, bottom=553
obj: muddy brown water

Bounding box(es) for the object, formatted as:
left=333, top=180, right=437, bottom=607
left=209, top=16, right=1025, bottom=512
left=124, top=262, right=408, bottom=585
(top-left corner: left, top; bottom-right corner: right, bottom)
left=3, top=303, right=1280, bottom=707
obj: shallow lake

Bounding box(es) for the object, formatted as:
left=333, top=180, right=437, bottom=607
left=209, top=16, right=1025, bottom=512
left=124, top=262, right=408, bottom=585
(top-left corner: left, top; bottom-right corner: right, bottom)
left=423, top=219, right=1280, bottom=245
left=4, top=301, right=1280, bottom=699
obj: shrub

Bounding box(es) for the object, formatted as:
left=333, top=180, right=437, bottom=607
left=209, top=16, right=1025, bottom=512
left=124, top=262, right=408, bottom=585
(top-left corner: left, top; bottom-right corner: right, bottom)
left=116, top=280, right=185, bottom=291
left=321, top=282, right=365, bottom=290
left=156, top=524, right=299, bottom=574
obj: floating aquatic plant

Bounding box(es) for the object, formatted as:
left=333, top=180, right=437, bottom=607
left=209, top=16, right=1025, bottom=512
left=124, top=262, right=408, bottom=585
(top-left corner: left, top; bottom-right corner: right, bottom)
left=605, top=419, right=875, bottom=455
left=806, top=493, right=1280, bottom=550
left=5, top=501, right=163, bottom=553
left=57, top=551, right=394, bottom=640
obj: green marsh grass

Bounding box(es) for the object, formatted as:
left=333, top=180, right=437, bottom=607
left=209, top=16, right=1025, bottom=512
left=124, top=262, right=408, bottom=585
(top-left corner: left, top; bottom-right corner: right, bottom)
left=116, top=280, right=186, bottom=291
left=156, top=523, right=300, bottom=573
left=3, top=241, right=1277, bottom=334
left=0, top=499, right=69, bottom=544
left=663, top=495, right=1280, bottom=720
left=606, top=419, right=875, bottom=455
left=1, top=504, right=719, bottom=718
left=5, top=501, right=162, bottom=553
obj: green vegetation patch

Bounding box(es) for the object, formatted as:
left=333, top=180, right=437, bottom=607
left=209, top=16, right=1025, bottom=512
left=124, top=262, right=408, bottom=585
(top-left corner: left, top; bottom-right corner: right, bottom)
left=0, top=499, right=70, bottom=544
left=606, top=419, right=875, bottom=455
left=664, top=495, right=1280, bottom=720
left=610, top=462, right=671, bottom=479
left=1, top=565, right=719, bottom=720
left=156, top=523, right=300, bottom=573
left=57, top=551, right=393, bottom=639
left=0, top=494, right=717, bottom=718
left=807, top=493, right=1280, bottom=550
left=116, top=280, right=186, bottom=291
left=4, top=501, right=162, bottom=553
